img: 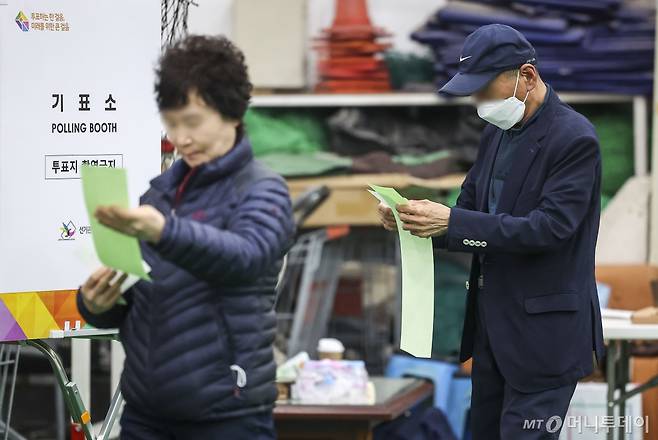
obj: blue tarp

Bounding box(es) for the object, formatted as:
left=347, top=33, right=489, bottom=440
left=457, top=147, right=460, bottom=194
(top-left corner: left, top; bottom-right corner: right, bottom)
left=411, top=0, right=656, bottom=94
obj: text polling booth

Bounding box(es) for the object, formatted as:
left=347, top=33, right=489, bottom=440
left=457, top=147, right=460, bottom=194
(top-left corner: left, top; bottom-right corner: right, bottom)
left=0, top=0, right=161, bottom=341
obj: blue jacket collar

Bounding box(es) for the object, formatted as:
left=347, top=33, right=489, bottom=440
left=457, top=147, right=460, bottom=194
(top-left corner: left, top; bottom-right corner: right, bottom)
left=151, top=135, right=254, bottom=192
left=513, top=83, right=559, bottom=144
left=477, top=83, right=560, bottom=213
left=508, top=84, right=552, bottom=137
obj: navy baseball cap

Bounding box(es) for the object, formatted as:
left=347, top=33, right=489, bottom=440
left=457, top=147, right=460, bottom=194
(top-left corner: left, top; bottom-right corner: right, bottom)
left=439, top=24, right=537, bottom=96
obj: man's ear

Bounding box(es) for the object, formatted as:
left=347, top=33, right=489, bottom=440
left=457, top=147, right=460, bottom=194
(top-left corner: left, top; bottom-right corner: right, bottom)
left=520, top=63, right=538, bottom=92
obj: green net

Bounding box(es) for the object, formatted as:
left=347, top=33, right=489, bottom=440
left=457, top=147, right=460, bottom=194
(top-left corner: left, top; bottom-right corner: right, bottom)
left=578, top=105, right=635, bottom=199
left=244, top=109, right=330, bottom=157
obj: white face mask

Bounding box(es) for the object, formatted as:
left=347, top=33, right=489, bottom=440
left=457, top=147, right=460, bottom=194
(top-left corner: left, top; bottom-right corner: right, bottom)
left=476, top=70, right=530, bottom=130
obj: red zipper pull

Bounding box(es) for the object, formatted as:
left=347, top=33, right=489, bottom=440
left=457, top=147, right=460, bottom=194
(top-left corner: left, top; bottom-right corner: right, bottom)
left=174, top=167, right=198, bottom=209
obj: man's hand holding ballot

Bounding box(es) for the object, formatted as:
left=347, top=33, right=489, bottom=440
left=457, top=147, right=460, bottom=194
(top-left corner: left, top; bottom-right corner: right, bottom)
left=377, top=200, right=451, bottom=238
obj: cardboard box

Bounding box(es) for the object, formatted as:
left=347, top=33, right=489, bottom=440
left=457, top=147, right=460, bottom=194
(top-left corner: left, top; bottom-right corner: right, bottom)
left=595, top=266, right=658, bottom=311
left=233, top=0, right=306, bottom=89
left=632, top=357, right=658, bottom=440
left=632, top=307, right=658, bottom=325
left=287, top=173, right=466, bottom=227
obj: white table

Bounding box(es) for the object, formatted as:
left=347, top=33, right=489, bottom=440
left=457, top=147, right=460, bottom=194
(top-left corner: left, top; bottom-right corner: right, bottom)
left=602, top=317, right=658, bottom=440
left=603, top=318, right=658, bottom=341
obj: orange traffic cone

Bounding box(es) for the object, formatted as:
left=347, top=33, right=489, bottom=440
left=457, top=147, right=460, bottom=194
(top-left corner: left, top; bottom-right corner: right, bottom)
left=332, top=0, right=372, bottom=29
left=314, top=0, right=392, bottom=93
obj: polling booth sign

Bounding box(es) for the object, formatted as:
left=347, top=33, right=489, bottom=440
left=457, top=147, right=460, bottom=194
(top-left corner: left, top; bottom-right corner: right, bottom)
left=0, top=0, right=161, bottom=341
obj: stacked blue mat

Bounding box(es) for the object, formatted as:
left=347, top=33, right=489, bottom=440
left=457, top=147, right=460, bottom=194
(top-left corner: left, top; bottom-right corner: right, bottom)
left=412, top=0, right=655, bottom=94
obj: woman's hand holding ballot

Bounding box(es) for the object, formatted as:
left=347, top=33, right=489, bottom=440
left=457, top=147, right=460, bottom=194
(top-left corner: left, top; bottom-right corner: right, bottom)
left=95, top=205, right=166, bottom=244
left=80, top=267, right=128, bottom=315
left=378, top=199, right=451, bottom=238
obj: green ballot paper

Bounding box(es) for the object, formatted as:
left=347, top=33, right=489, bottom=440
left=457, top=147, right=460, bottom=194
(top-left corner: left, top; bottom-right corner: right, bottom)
left=369, top=185, right=434, bottom=358
left=81, top=166, right=151, bottom=281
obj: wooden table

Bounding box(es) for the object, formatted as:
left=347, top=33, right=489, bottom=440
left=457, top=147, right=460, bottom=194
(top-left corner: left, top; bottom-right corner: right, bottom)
left=274, top=377, right=434, bottom=440
left=287, top=173, right=466, bottom=227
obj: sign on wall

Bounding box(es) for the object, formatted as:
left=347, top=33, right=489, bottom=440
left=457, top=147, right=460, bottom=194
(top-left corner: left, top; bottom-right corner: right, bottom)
left=0, top=0, right=161, bottom=339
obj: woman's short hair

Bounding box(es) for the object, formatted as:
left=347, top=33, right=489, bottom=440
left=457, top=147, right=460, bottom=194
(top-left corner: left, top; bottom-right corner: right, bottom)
left=155, top=35, right=253, bottom=123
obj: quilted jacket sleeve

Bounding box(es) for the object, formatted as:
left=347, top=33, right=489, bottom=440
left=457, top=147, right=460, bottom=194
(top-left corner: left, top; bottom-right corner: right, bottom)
left=152, top=177, right=295, bottom=285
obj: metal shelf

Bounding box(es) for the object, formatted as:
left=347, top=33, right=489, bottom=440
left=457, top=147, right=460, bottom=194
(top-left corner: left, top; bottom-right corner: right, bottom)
left=250, top=92, right=641, bottom=108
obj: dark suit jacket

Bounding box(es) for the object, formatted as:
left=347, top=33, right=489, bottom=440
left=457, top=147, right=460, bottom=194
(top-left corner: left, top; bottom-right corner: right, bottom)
left=434, top=88, right=605, bottom=393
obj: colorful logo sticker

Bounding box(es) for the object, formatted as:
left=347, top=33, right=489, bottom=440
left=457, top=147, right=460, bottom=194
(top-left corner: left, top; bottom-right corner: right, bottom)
left=15, top=11, right=29, bottom=32
left=59, top=221, right=76, bottom=240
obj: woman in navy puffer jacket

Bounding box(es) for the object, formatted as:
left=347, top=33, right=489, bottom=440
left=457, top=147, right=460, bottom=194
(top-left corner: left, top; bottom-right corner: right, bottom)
left=77, top=35, right=295, bottom=439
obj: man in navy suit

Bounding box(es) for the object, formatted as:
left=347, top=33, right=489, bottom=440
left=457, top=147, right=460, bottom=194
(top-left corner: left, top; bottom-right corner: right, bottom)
left=378, top=24, right=604, bottom=439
